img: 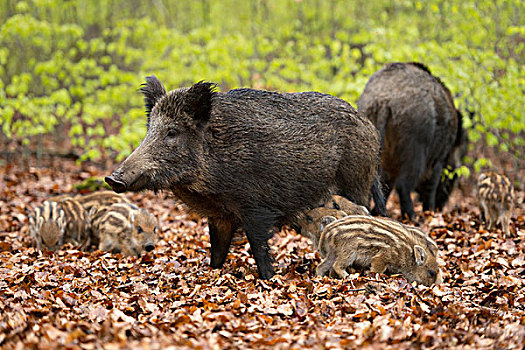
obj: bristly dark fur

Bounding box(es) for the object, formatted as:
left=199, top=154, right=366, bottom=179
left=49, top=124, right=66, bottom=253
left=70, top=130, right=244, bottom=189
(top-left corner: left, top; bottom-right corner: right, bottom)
left=408, top=61, right=432, bottom=75
left=386, top=62, right=451, bottom=97
left=108, top=78, right=383, bottom=280
left=433, top=108, right=467, bottom=210
left=140, top=75, right=167, bottom=126
left=371, top=173, right=387, bottom=216
left=359, top=62, right=467, bottom=219
left=183, top=81, right=217, bottom=127
left=408, top=62, right=451, bottom=96
left=454, top=109, right=464, bottom=147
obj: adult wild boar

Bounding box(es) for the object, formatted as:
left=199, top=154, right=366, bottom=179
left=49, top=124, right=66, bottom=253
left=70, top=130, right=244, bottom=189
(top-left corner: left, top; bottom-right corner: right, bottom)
left=106, top=76, right=385, bottom=279
left=358, top=62, right=466, bottom=219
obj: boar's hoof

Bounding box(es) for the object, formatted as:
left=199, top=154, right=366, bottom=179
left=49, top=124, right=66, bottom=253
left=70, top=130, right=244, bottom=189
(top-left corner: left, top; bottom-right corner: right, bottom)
left=105, top=176, right=127, bottom=193
left=144, top=243, right=155, bottom=252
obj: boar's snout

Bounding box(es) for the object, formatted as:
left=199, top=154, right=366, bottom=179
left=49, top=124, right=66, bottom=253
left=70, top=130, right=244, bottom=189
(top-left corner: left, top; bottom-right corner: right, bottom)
left=144, top=243, right=155, bottom=252
left=105, top=175, right=127, bottom=193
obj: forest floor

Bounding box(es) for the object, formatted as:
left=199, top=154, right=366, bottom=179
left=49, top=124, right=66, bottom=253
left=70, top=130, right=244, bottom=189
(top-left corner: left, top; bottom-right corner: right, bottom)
left=0, top=156, right=524, bottom=349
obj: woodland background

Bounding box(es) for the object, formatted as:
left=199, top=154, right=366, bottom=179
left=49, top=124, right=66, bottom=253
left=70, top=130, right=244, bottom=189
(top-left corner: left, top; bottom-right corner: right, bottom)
left=0, top=0, right=524, bottom=349
left=0, top=0, right=523, bottom=178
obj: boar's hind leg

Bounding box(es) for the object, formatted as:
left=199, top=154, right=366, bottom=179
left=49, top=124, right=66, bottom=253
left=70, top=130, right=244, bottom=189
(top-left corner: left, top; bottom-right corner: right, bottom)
left=396, top=180, right=416, bottom=220
left=419, top=164, right=444, bottom=212
left=372, top=179, right=393, bottom=216
left=209, top=217, right=238, bottom=269
left=242, top=210, right=277, bottom=280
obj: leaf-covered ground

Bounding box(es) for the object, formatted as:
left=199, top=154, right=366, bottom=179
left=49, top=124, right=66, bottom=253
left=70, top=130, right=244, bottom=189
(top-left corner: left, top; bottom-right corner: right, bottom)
left=1, top=158, right=524, bottom=349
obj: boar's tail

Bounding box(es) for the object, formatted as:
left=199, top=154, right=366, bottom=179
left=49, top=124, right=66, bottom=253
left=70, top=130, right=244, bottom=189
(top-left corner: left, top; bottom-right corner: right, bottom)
left=371, top=174, right=388, bottom=217
left=373, top=103, right=391, bottom=146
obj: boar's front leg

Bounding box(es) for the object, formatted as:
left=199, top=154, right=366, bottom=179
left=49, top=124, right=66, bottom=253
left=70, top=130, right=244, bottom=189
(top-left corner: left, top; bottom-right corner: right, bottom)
left=242, top=210, right=277, bottom=280
left=208, top=216, right=238, bottom=269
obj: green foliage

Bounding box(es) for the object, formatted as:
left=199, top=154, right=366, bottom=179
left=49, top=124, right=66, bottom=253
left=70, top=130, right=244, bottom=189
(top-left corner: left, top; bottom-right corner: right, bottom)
left=0, top=0, right=523, bottom=166
left=442, top=165, right=471, bottom=182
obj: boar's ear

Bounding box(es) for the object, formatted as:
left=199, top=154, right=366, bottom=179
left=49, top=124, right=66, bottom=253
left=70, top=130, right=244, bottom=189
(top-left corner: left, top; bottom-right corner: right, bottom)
left=413, top=245, right=427, bottom=266
left=140, top=75, right=167, bottom=118
left=183, top=81, right=217, bottom=127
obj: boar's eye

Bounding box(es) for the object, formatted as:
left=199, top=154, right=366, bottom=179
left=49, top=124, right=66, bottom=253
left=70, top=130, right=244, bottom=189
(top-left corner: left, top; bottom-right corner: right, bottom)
left=166, top=129, right=178, bottom=139
left=428, top=270, right=437, bottom=279
left=332, top=201, right=340, bottom=210
left=137, top=226, right=143, bottom=233
left=306, top=215, right=313, bottom=223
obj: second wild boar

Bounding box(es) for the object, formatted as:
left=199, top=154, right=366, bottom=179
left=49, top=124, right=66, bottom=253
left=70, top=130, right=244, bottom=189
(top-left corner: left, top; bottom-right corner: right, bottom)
left=106, top=76, right=385, bottom=279
left=358, top=62, right=467, bottom=219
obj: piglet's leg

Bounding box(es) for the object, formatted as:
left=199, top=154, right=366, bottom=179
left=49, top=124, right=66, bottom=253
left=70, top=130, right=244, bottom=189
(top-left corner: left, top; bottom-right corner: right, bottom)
left=332, top=257, right=350, bottom=279
left=502, top=209, right=512, bottom=238
left=487, top=206, right=497, bottom=230
left=316, top=250, right=336, bottom=277
left=370, top=252, right=389, bottom=274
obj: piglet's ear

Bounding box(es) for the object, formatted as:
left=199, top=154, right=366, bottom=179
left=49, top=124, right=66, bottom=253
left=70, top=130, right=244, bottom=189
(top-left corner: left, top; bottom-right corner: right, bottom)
left=414, top=245, right=427, bottom=266
left=320, top=215, right=337, bottom=232
left=183, top=81, right=216, bottom=127
left=37, top=215, right=45, bottom=229
left=140, top=75, right=167, bottom=118
left=57, top=211, right=67, bottom=230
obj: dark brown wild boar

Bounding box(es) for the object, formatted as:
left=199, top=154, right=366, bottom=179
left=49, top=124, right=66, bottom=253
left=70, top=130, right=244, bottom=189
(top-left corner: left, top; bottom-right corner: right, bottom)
left=106, top=76, right=386, bottom=279
left=358, top=62, right=467, bottom=219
